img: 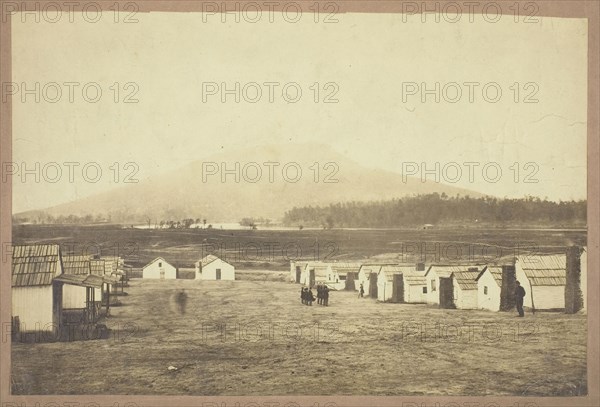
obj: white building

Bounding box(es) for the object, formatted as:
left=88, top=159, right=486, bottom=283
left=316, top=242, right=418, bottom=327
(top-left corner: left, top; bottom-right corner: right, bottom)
left=142, top=257, right=177, bottom=279
left=61, top=255, right=93, bottom=309
left=515, top=254, right=566, bottom=310
left=476, top=266, right=503, bottom=311
left=196, top=255, right=235, bottom=280
left=289, top=261, right=309, bottom=283
left=328, top=263, right=362, bottom=290
left=402, top=269, right=429, bottom=303
left=357, top=264, right=391, bottom=297
left=11, top=244, right=63, bottom=335
left=450, top=268, right=480, bottom=309
left=300, top=262, right=330, bottom=287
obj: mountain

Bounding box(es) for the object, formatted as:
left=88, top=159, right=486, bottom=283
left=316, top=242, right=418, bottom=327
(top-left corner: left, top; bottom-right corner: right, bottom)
left=14, top=143, right=486, bottom=223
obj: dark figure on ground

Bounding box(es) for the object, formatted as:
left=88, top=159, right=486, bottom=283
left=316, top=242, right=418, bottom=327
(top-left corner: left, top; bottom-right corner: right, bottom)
left=301, top=287, right=307, bottom=304
left=515, top=280, right=526, bottom=317
left=323, top=286, right=330, bottom=306
left=307, top=288, right=315, bottom=306
left=317, top=284, right=322, bottom=305
left=176, top=289, right=188, bottom=315
left=359, top=283, right=365, bottom=298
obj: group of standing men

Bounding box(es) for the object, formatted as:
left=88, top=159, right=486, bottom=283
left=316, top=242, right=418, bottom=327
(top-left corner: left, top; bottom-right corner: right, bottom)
left=300, top=283, right=331, bottom=306
left=316, top=283, right=330, bottom=306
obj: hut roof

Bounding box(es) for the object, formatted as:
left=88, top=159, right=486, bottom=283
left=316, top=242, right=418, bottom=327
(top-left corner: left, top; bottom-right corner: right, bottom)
left=198, top=254, right=231, bottom=268
left=518, top=254, right=566, bottom=286
left=403, top=270, right=428, bottom=286
left=12, top=244, right=62, bottom=287
left=62, top=255, right=92, bottom=275
left=476, top=265, right=502, bottom=287
left=330, top=263, right=362, bottom=275
left=54, top=273, right=103, bottom=288
left=451, top=269, right=481, bottom=290
left=359, top=264, right=392, bottom=276
left=90, top=259, right=105, bottom=276
left=143, top=257, right=172, bottom=270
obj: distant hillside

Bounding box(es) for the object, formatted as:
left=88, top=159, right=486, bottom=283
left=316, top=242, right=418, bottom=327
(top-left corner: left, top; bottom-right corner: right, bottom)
left=14, top=143, right=485, bottom=224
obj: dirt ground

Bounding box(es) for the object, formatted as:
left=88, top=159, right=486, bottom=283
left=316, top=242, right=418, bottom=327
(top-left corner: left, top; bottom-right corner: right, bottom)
left=11, top=276, right=587, bottom=396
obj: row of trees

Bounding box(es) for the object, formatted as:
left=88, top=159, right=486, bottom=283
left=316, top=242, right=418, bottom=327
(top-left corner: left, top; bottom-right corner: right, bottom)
left=282, top=194, right=587, bottom=228
left=13, top=213, right=110, bottom=225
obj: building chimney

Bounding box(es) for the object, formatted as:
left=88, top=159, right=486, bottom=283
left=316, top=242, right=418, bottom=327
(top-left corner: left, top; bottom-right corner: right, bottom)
left=468, top=267, right=478, bottom=273
left=416, top=262, right=425, bottom=271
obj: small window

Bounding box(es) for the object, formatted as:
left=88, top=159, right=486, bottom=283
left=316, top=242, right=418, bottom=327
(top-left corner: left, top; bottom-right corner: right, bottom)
left=431, top=279, right=437, bottom=292
left=158, top=262, right=162, bottom=267
left=484, top=286, right=488, bottom=295
left=422, top=287, right=427, bottom=294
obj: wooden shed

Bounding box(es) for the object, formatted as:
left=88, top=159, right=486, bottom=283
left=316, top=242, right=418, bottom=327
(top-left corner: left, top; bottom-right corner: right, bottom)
left=515, top=254, right=566, bottom=310
left=450, top=268, right=480, bottom=309
left=300, top=262, right=330, bottom=287
left=290, top=261, right=309, bottom=283
left=11, top=244, right=64, bottom=335
left=402, top=269, right=429, bottom=303
left=196, top=255, right=235, bottom=280
left=329, top=263, right=362, bottom=290
left=357, top=264, right=390, bottom=297
left=376, top=265, right=412, bottom=302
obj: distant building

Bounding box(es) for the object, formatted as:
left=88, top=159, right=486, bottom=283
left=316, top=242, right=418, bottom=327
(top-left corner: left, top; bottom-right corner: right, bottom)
left=425, top=265, right=484, bottom=308
left=142, top=257, right=177, bottom=279
left=11, top=244, right=64, bottom=335
left=329, top=263, right=362, bottom=290
left=300, top=262, right=330, bottom=287
left=357, top=264, right=391, bottom=297
left=195, top=255, right=235, bottom=280
left=402, top=268, right=429, bottom=303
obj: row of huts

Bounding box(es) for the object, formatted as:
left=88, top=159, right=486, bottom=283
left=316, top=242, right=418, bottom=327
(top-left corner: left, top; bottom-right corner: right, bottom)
left=290, top=246, right=588, bottom=313
left=11, top=244, right=126, bottom=337
left=141, top=255, right=235, bottom=280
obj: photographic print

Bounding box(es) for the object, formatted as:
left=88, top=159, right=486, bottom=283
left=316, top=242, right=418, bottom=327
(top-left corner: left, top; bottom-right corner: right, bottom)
left=0, top=1, right=597, bottom=406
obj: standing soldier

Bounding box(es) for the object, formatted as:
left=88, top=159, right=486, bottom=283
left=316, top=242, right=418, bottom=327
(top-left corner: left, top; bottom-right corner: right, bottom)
left=307, top=288, right=315, bottom=306
left=515, top=280, right=526, bottom=317
left=359, top=283, right=365, bottom=298
left=301, top=287, right=306, bottom=305
left=176, top=289, right=188, bottom=314
left=317, top=283, right=322, bottom=305
left=323, top=285, right=330, bottom=306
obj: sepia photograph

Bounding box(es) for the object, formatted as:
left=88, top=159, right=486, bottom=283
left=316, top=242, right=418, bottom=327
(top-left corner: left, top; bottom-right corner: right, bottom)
left=0, top=1, right=598, bottom=406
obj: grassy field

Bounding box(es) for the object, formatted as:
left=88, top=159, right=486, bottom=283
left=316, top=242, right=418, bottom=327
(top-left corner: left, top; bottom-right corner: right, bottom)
left=12, top=224, right=588, bottom=269
left=11, top=276, right=587, bottom=396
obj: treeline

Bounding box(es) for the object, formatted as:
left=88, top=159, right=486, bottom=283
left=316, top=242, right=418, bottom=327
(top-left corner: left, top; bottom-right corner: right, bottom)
left=282, top=194, right=587, bottom=228
left=13, top=213, right=109, bottom=225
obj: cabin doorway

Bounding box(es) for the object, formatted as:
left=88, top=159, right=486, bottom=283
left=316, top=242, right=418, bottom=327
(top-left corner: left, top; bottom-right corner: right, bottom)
left=296, top=266, right=302, bottom=283
left=216, top=269, right=222, bottom=280
left=369, top=273, right=378, bottom=298
left=439, top=277, right=455, bottom=309
left=392, top=274, right=404, bottom=303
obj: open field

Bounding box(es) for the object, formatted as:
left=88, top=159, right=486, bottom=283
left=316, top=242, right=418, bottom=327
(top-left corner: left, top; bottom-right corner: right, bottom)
left=12, top=277, right=587, bottom=396
left=12, top=224, right=588, bottom=269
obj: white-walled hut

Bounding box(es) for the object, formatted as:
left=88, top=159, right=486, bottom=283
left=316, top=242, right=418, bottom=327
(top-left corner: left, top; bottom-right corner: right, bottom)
left=424, top=265, right=459, bottom=306
left=196, top=255, right=235, bottom=280
left=515, top=254, right=566, bottom=310
left=60, top=255, right=99, bottom=311
left=301, top=262, right=331, bottom=287
left=11, top=244, right=64, bottom=335
left=142, top=257, right=177, bottom=279
left=290, top=261, right=309, bottom=283
left=476, top=266, right=503, bottom=311
left=402, top=269, right=429, bottom=303
left=450, top=267, right=481, bottom=309
left=329, top=263, right=362, bottom=290
left=357, top=264, right=390, bottom=297
left=376, top=265, right=413, bottom=302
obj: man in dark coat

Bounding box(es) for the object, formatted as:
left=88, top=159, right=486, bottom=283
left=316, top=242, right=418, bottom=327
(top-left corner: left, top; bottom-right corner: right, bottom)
left=323, top=286, right=330, bottom=306
left=359, top=283, right=365, bottom=298
left=515, top=280, right=526, bottom=317
left=307, top=288, right=315, bottom=306
left=317, top=284, right=322, bottom=305
left=301, top=287, right=306, bottom=305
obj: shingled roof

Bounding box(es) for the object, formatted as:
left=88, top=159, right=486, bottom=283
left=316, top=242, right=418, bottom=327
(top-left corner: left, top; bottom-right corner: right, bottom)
left=12, top=244, right=62, bottom=287
left=452, top=269, right=481, bottom=290
left=476, top=265, right=503, bottom=287
left=62, top=255, right=92, bottom=275
left=518, top=254, right=566, bottom=286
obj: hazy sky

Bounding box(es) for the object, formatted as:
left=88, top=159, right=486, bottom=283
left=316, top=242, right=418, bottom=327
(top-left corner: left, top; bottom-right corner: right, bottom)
left=11, top=12, right=587, bottom=213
